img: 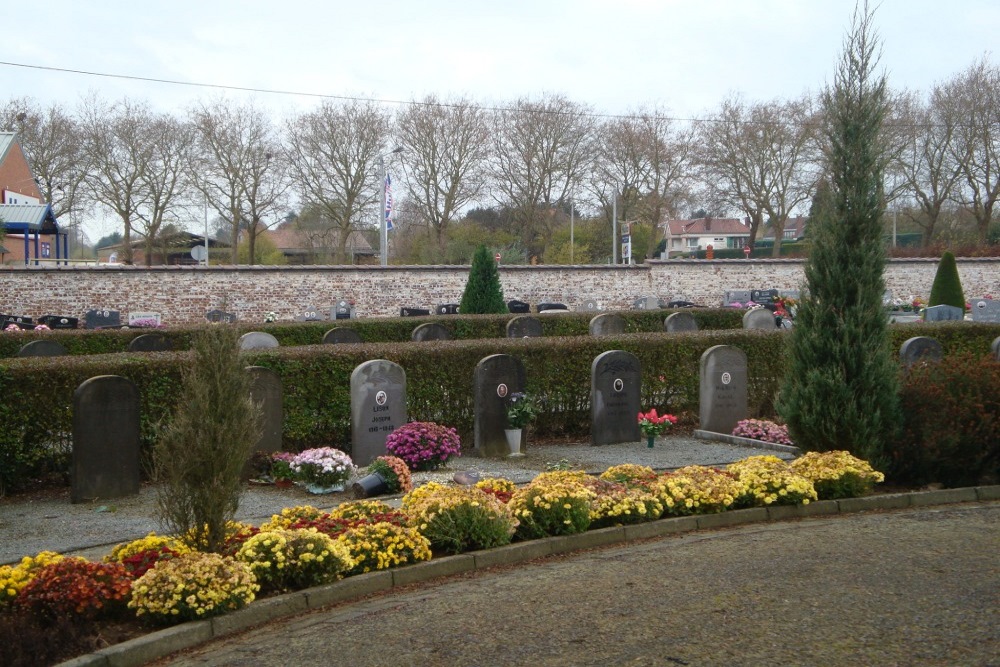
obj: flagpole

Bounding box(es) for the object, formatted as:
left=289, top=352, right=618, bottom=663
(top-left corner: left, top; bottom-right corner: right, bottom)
left=378, top=147, right=404, bottom=267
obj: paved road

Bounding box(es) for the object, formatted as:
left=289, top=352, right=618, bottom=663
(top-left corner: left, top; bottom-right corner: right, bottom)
left=155, top=503, right=999, bottom=667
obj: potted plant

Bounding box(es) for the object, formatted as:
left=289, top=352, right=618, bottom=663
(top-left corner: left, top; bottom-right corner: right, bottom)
left=505, top=392, right=538, bottom=457
left=385, top=422, right=462, bottom=471
left=637, top=408, right=678, bottom=448
left=352, top=455, right=414, bottom=498
left=289, top=447, right=356, bottom=494
left=270, top=452, right=296, bottom=488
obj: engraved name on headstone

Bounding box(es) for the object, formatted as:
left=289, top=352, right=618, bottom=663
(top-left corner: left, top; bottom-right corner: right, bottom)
left=351, top=359, right=407, bottom=466
left=591, top=350, right=642, bottom=446
left=699, top=345, right=748, bottom=434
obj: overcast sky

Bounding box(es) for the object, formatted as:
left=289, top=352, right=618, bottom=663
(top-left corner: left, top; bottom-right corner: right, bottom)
left=4, top=0, right=995, bottom=119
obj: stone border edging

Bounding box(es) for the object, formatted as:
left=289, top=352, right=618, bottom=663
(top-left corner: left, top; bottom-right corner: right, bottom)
left=57, top=485, right=1000, bottom=667
left=693, top=429, right=802, bottom=455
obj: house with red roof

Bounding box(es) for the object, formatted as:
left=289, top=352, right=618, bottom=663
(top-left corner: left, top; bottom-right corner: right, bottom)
left=660, top=217, right=752, bottom=257
left=0, top=131, right=68, bottom=265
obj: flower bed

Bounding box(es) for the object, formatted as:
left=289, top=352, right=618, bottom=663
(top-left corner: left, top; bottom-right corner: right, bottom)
left=2, top=452, right=889, bottom=664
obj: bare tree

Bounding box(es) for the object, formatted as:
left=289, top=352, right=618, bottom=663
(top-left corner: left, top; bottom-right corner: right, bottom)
left=131, top=115, right=196, bottom=265
left=888, top=88, right=965, bottom=246
left=941, top=57, right=1000, bottom=243
left=491, top=94, right=595, bottom=258
left=2, top=97, right=89, bottom=230
left=591, top=107, right=695, bottom=260
left=285, top=100, right=391, bottom=263
left=697, top=95, right=818, bottom=255
left=79, top=96, right=156, bottom=265
left=395, top=96, right=490, bottom=248
left=189, top=99, right=288, bottom=264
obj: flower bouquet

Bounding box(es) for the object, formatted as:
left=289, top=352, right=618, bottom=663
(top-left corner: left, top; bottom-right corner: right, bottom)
left=385, top=421, right=462, bottom=471
left=289, top=447, right=356, bottom=493
left=637, top=408, right=678, bottom=446
left=270, top=452, right=297, bottom=486
left=354, top=455, right=414, bottom=498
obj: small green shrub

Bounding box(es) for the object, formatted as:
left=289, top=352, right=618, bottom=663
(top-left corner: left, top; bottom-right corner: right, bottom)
left=402, top=485, right=516, bottom=554
left=508, top=472, right=594, bottom=539
left=889, top=353, right=1000, bottom=487
left=458, top=245, right=507, bottom=314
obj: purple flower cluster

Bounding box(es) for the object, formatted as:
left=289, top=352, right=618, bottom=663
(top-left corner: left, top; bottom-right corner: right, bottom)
left=731, top=419, right=794, bottom=446
left=385, top=421, right=462, bottom=471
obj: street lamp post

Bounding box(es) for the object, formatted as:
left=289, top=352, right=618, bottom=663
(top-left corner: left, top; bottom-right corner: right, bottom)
left=379, top=147, right=404, bottom=267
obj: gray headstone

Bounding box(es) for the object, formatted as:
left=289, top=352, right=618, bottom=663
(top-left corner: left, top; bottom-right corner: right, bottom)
left=699, top=345, right=748, bottom=434
left=84, top=309, right=121, bottom=329
left=577, top=299, right=600, bottom=312
left=589, top=313, right=626, bottom=336
left=882, top=290, right=894, bottom=307
left=900, top=336, right=943, bottom=366
left=411, top=322, right=451, bottom=341
left=16, top=340, right=68, bottom=357
left=724, top=290, right=752, bottom=306
left=71, top=376, right=140, bottom=503
left=435, top=303, right=460, bottom=315
left=247, top=366, right=282, bottom=455
left=992, top=336, right=1000, bottom=361
left=970, top=299, right=1000, bottom=323
left=591, top=350, right=642, bottom=446
left=664, top=311, right=699, bottom=333
left=506, top=316, right=543, bottom=338
left=474, top=354, right=526, bottom=457
left=743, top=308, right=777, bottom=330
left=294, top=305, right=326, bottom=322
left=331, top=299, right=354, bottom=320
left=239, top=331, right=280, bottom=350
left=323, top=327, right=363, bottom=344
left=923, top=305, right=964, bottom=322
left=750, top=289, right=778, bottom=304
left=205, top=309, right=237, bottom=323
left=351, top=359, right=407, bottom=465
left=632, top=296, right=660, bottom=310
left=128, top=333, right=173, bottom=352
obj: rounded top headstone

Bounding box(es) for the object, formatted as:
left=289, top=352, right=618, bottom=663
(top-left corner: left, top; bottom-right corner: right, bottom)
left=323, top=327, right=363, bottom=344
left=239, top=331, right=280, bottom=351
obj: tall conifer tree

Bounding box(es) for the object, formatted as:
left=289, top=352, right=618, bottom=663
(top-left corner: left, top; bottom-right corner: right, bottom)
left=777, top=3, right=900, bottom=464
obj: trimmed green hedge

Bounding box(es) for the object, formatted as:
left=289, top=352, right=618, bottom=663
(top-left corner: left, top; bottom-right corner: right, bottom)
left=1, top=320, right=996, bottom=493
left=0, top=309, right=746, bottom=358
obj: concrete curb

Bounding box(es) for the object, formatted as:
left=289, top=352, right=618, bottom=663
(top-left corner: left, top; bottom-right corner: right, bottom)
left=693, top=429, right=802, bottom=455
left=60, top=485, right=1000, bottom=667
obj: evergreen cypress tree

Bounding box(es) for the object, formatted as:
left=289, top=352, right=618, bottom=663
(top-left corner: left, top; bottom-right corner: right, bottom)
left=154, top=325, right=262, bottom=552
left=777, top=4, right=900, bottom=465
left=928, top=251, right=966, bottom=309
left=459, top=245, right=507, bottom=314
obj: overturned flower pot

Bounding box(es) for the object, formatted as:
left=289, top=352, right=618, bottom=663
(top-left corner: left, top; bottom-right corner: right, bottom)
left=352, top=472, right=389, bottom=499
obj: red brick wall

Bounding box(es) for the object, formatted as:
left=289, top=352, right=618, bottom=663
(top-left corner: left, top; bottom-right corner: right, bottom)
left=0, top=259, right=995, bottom=325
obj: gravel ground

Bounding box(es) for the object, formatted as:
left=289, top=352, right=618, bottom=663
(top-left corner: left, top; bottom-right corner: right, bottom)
left=0, top=436, right=793, bottom=565
left=155, top=503, right=1000, bottom=667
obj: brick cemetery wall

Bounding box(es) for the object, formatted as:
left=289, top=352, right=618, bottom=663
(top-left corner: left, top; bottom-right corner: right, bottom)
left=0, top=258, right=997, bottom=325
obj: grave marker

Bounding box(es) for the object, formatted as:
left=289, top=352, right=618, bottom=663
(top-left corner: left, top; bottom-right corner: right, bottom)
left=900, top=336, right=943, bottom=366
left=238, top=331, right=280, bottom=350
left=332, top=299, right=354, bottom=320
left=591, top=350, right=642, bottom=445
left=323, top=327, right=363, bottom=344
left=724, top=290, right=752, bottom=306
left=750, top=289, right=778, bottom=304
left=205, top=309, right=237, bottom=324
left=699, top=345, right=748, bottom=434
left=411, top=322, right=452, bottom=341
left=664, top=311, right=699, bottom=332
left=16, top=340, right=68, bottom=357
left=577, top=299, right=600, bottom=312
left=400, top=307, right=431, bottom=317
left=85, top=309, right=121, bottom=329
left=71, top=376, right=140, bottom=503
left=37, top=315, right=78, bottom=329
left=474, top=354, right=526, bottom=457
left=294, top=305, right=325, bottom=322
left=536, top=302, right=568, bottom=313
left=632, top=296, right=661, bottom=310
left=436, top=304, right=460, bottom=315
left=128, top=333, right=173, bottom=352
left=971, top=299, right=1000, bottom=323
left=247, top=366, right=283, bottom=455
left=506, top=315, right=543, bottom=338
left=507, top=300, right=531, bottom=314
left=743, top=308, right=777, bottom=330
left=589, top=313, right=626, bottom=336
left=922, top=305, right=964, bottom=322
left=351, top=360, right=407, bottom=465
left=128, top=312, right=161, bottom=326
left=992, top=336, right=1000, bottom=361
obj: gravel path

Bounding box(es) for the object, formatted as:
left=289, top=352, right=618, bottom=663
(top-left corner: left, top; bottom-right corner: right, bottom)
left=155, top=503, right=1000, bottom=667
left=0, top=436, right=792, bottom=564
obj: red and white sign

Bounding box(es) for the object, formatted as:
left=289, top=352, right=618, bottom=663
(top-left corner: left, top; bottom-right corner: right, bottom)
left=495, top=253, right=501, bottom=262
